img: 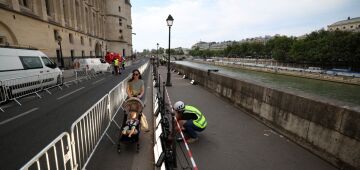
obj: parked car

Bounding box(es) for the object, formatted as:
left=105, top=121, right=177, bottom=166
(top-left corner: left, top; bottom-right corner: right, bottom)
left=78, top=58, right=110, bottom=73
left=0, top=47, right=63, bottom=99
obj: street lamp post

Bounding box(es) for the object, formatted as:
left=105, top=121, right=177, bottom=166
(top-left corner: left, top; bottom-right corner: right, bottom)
left=165, top=14, right=174, bottom=86
left=57, top=35, right=64, bottom=68
left=156, top=43, right=159, bottom=67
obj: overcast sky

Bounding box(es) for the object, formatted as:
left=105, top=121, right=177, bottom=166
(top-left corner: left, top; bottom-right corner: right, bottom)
left=132, top=0, right=360, bottom=52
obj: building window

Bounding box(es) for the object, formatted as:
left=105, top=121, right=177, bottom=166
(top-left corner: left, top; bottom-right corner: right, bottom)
left=54, top=30, right=59, bottom=41
left=343, top=26, right=346, bottom=29
left=119, top=19, right=122, bottom=26
left=63, top=0, right=69, bottom=25
left=81, top=36, right=84, bottom=45
left=45, top=0, right=51, bottom=16
left=89, top=38, right=92, bottom=46
left=118, top=6, right=121, bottom=12
left=19, top=0, right=28, bottom=7
left=90, top=51, right=93, bottom=57
left=0, top=36, right=6, bottom=45
left=70, top=50, right=74, bottom=59
left=69, top=33, right=74, bottom=44
left=350, top=25, right=353, bottom=28
left=19, top=0, right=33, bottom=11
left=81, top=50, right=85, bottom=57
left=119, top=29, right=122, bottom=34
left=0, top=0, right=8, bottom=5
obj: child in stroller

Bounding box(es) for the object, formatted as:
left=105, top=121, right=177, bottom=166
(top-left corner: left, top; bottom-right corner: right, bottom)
left=122, top=111, right=139, bottom=138
left=117, top=97, right=144, bottom=153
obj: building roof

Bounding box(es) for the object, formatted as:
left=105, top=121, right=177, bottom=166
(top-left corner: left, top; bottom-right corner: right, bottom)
left=329, top=17, right=360, bottom=27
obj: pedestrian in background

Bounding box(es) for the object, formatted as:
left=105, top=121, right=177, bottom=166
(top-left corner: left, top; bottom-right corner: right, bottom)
left=122, top=59, right=126, bottom=70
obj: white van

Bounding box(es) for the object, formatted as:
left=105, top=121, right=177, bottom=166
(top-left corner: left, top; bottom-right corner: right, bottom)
left=0, top=47, right=63, bottom=99
left=78, top=58, right=110, bottom=73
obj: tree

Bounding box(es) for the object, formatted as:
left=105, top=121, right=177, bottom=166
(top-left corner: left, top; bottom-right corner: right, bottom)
left=266, top=36, right=295, bottom=61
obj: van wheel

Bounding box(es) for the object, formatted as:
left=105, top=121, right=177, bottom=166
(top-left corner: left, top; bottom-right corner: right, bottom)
left=5, top=87, right=13, bottom=99
left=91, top=69, right=96, bottom=75
left=0, top=86, right=6, bottom=101
left=57, top=75, right=64, bottom=86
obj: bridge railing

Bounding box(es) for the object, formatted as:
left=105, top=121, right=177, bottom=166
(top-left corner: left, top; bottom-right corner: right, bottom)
left=19, top=132, right=75, bottom=170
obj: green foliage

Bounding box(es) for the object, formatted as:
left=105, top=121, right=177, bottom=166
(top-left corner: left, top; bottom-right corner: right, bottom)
left=190, top=30, right=360, bottom=69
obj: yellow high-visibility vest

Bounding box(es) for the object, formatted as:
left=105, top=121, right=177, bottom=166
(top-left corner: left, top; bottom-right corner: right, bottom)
left=184, top=105, right=207, bottom=129
left=114, top=59, right=119, bottom=66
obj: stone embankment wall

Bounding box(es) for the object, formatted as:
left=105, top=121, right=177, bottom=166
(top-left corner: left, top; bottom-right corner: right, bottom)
left=173, top=63, right=360, bottom=170
left=197, top=61, right=360, bottom=85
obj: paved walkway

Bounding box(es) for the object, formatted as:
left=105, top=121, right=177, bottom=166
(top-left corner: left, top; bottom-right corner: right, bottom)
left=157, top=66, right=337, bottom=170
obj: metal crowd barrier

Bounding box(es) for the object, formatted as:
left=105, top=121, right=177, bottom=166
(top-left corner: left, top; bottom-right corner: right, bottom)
left=0, top=73, right=63, bottom=106
left=20, top=132, right=76, bottom=170
left=0, top=81, right=6, bottom=112
left=20, top=61, right=150, bottom=170
left=70, top=62, right=150, bottom=169
left=64, top=68, right=108, bottom=87
left=70, top=95, right=109, bottom=170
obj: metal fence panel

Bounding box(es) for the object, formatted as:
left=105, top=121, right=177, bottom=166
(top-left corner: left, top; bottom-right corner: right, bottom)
left=2, top=75, right=42, bottom=101
left=70, top=95, right=109, bottom=170
left=1, top=72, right=63, bottom=106
left=20, top=132, right=75, bottom=170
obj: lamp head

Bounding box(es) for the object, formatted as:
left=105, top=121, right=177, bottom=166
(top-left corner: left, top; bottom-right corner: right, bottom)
left=166, top=14, right=174, bottom=27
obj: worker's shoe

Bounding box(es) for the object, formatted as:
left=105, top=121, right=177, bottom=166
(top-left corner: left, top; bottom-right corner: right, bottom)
left=176, top=137, right=198, bottom=144
left=176, top=137, right=186, bottom=142
left=186, top=137, right=198, bottom=144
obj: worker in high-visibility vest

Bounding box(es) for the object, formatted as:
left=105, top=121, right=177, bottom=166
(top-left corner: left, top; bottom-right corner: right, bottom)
left=114, top=58, right=119, bottom=75
left=173, top=101, right=207, bottom=143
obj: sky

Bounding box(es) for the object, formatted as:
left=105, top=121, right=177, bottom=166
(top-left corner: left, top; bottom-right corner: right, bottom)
left=131, top=0, right=360, bottom=52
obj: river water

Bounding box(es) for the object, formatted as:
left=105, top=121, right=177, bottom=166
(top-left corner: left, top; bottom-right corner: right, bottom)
left=175, top=61, right=360, bottom=107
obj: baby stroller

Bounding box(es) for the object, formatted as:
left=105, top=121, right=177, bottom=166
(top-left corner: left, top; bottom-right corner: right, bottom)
left=117, top=97, right=144, bottom=153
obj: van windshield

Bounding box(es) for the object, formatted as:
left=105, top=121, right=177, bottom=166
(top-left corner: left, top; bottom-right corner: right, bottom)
left=41, top=56, right=55, bottom=68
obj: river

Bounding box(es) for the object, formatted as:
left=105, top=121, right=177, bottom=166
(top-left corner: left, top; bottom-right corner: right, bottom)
left=175, top=61, right=360, bottom=107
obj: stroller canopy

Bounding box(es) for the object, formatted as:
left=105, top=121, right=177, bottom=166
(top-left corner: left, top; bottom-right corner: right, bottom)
left=122, top=97, right=144, bottom=114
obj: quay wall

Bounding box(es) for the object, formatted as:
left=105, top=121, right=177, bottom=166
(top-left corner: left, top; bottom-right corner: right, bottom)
left=173, top=63, right=360, bottom=170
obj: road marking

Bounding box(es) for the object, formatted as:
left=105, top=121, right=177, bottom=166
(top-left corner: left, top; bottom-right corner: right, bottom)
left=92, top=78, right=105, bottom=85
left=57, top=87, right=85, bottom=100
left=0, top=108, right=39, bottom=125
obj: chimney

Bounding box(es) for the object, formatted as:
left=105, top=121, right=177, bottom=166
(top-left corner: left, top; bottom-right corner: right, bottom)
left=348, top=16, right=351, bottom=20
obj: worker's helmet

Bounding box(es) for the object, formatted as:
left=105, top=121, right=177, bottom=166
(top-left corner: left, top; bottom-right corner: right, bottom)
left=173, top=101, right=185, bottom=112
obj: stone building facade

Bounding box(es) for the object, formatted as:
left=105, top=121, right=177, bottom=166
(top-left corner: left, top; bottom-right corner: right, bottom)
left=328, top=16, right=360, bottom=32
left=0, top=0, right=132, bottom=63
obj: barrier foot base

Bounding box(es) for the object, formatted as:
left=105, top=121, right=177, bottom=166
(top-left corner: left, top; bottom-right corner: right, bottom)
left=35, top=92, right=42, bottom=98
left=58, top=85, right=63, bottom=90
left=45, top=89, right=52, bottom=95
left=64, top=83, right=70, bottom=88
left=112, top=120, right=121, bottom=129
left=105, top=133, right=115, bottom=145
left=0, top=107, right=4, bottom=112
left=14, top=99, right=22, bottom=106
